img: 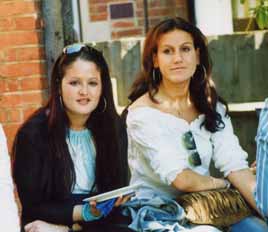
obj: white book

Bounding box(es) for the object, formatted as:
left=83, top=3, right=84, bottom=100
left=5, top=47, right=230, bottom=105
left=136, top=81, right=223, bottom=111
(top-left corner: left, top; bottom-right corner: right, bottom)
left=83, top=184, right=141, bottom=203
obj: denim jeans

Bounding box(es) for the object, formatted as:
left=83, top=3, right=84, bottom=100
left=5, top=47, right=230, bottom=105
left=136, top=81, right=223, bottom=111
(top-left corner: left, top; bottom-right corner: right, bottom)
left=230, top=216, right=268, bottom=232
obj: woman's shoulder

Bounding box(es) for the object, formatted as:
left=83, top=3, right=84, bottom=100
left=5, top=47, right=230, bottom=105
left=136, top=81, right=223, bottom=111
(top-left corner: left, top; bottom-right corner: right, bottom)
left=216, top=101, right=228, bottom=117
left=18, top=108, right=48, bottom=138
left=128, top=93, right=153, bottom=111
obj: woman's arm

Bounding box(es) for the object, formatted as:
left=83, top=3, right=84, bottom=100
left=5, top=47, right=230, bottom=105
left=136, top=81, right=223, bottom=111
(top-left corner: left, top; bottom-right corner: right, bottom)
left=0, top=125, right=20, bottom=232
left=227, top=169, right=257, bottom=211
left=211, top=105, right=257, bottom=210
left=255, top=100, right=268, bottom=219
left=13, top=127, right=75, bottom=226
left=172, top=169, right=227, bottom=192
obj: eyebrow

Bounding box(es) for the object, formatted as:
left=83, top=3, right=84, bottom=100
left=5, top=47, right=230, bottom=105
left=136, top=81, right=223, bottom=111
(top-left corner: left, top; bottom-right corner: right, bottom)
left=160, top=42, right=194, bottom=48
left=66, top=76, right=99, bottom=80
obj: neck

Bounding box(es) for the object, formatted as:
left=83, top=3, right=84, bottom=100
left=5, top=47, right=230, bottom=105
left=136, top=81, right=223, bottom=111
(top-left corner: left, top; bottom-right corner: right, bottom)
left=157, top=80, right=191, bottom=104
left=66, top=112, right=89, bottom=131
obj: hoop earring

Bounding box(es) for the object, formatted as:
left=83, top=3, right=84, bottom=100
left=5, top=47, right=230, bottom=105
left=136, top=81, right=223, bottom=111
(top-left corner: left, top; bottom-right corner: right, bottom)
left=99, top=96, right=107, bottom=113
left=152, top=68, right=160, bottom=84
left=201, top=65, right=207, bottom=79
left=59, top=95, right=64, bottom=108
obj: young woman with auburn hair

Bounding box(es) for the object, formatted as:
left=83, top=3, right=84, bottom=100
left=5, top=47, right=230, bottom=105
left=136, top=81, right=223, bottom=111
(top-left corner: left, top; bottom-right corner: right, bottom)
left=124, top=17, right=267, bottom=231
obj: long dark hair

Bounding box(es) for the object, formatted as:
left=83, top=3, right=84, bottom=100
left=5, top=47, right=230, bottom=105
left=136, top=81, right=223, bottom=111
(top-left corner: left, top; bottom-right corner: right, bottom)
left=128, top=17, right=228, bottom=132
left=14, top=45, right=126, bottom=199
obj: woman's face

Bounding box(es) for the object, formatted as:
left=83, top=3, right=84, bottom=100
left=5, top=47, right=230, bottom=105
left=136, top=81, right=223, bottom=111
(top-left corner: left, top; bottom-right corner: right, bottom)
left=153, top=29, right=200, bottom=85
left=61, top=58, right=102, bottom=122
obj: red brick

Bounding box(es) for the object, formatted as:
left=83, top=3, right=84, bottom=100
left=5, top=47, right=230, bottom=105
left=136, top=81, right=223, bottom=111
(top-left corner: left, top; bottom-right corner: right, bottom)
left=138, top=19, right=144, bottom=27
left=23, top=106, right=40, bottom=120
left=0, top=94, right=21, bottom=108
left=1, top=49, right=17, bottom=62
left=0, top=31, right=42, bottom=47
left=0, top=47, right=45, bottom=62
left=90, top=13, right=107, bottom=21
left=8, top=109, right=22, bottom=123
left=89, top=0, right=108, bottom=4
left=16, top=47, right=45, bottom=61
left=149, top=0, right=175, bottom=8
left=0, top=1, right=39, bottom=17
left=0, top=18, right=15, bottom=31
left=112, top=21, right=135, bottom=28
left=21, top=77, right=48, bottom=91
left=6, top=79, right=20, bottom=92
left=136, top=0, right=144, bottom=9
left=136, top=10, right=144, bottom=17
left=112, top=28, right=143, bottom=38
left=20, top=91, right=48, bottom=105
left=149, top=17, right=162, bottom=27
left=0, top=110, right=8, bottom=123
left=90, top=4, right=107, bottom=14
left=176, top=0, right=187, bottom=7
left=0, top=79, right=6, bottom=92
left=14, top=16, right=41, bottom=30
left=0, top=62, right=46, bottom=78
left=148, top=8, right=172, bottom=16
left=176, top=7, right=188, bottom=19
left=0, top=91, right=47, bottom=108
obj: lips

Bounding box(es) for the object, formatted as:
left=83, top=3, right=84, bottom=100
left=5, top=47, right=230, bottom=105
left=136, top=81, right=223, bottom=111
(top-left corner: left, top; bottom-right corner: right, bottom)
left=77, top=99, right=90, bottom=105
left=170, top=67, right=186, bottom=71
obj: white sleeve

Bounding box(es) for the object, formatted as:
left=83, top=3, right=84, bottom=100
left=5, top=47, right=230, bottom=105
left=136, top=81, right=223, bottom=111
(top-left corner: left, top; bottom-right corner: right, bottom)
left=0, top=125, right=20, bottom=232
left=211, top=105, right=248, bottom=177
left=127, top=113, right=189, bottom=185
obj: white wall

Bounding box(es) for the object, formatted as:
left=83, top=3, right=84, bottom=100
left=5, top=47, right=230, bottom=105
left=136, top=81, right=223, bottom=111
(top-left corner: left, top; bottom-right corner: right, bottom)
left=194, top=0, right=234, bottom=36
left=79, top=0, right=111, bottom=42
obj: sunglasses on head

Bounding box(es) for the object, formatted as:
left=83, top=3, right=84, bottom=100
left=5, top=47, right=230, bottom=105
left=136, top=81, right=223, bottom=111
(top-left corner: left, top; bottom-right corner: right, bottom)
left=63, top=43, right=87, bottom=54
left=63, top=43, right=102, bottom=56
left=182, top=131, right=202, bottom=167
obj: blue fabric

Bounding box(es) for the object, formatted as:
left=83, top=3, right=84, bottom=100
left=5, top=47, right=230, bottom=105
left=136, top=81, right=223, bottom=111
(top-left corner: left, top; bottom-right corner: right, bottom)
left=67, top=129, right=96, bottom=194
left=96, top=198, right=117, bottom=217
left=255, top=98, right=268, bottom=222
left=230, top=216, right=268, bottom=232
left=121, top=194, right=186, bottom=231
left=82, top=203, right=102, bottom=222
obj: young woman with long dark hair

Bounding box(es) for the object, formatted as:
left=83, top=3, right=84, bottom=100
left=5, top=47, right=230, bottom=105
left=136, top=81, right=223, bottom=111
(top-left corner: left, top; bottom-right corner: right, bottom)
left=124, top=17, right=267, bottom=231
left=13, top=44, right=130, bottom=232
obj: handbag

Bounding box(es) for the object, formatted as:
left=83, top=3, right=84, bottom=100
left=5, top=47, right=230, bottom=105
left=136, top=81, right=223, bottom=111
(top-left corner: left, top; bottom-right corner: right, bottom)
left=176, top=188, right=252, bottom=228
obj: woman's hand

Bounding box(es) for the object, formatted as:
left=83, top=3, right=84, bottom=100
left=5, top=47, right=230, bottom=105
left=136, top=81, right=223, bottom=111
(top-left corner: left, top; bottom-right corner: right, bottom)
left=114, top=194, right=133, bottom=207
left=84, top=194, right=133, bottom=220
left=24, top=220, right=69, bottom=232
left=89, top=200, right=102, bottom=217
left=89, top=194, right=132, bottom=215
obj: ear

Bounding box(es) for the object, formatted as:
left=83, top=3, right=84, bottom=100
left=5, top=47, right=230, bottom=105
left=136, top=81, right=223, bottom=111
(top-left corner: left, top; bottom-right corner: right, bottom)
left=153, top=53, right=158, bottom=68
left=196, top=48, right=200, bottom=65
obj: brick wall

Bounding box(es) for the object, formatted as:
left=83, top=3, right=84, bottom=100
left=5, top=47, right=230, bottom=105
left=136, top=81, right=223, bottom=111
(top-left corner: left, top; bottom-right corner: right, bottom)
left=88, top=0, right=188, bottom=39
left=0, top=0, right=48, bottom=151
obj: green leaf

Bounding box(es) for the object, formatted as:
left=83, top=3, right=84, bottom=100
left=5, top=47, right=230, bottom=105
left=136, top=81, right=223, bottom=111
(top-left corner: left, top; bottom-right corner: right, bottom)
left=256, top=7, right=268, bottom=29
left=240, top=0, right=246, bottom=4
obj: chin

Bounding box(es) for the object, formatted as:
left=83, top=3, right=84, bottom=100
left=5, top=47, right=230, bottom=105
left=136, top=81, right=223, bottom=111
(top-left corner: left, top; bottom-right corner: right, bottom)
left=73, top=109, right=93, bottom=117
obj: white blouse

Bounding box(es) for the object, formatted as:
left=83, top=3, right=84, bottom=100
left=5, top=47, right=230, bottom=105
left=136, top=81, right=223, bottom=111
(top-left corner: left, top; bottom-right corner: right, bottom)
left=0, top=124, right=20, bottom=231
left=127, top=103, right=248, bottom=199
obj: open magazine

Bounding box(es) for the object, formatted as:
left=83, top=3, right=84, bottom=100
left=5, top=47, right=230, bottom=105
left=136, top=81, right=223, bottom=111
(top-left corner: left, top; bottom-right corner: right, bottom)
left=83, top=184, right=141, bottom=203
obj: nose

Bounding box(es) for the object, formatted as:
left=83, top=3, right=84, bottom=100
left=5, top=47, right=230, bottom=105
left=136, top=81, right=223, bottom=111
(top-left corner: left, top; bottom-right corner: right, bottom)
left=79, top=84, right=88, bottom=95
left=173, top=51, right=183, bottom=63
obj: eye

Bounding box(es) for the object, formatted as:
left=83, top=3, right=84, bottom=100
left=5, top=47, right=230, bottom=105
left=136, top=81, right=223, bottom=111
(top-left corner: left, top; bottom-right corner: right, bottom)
left=69, top=80, right=79, bottom=86
left=162, top=48, right=172, bottom=54
left=88, top=81, right=98, bottom=86
left=181, top=46, right=191, bottom=52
